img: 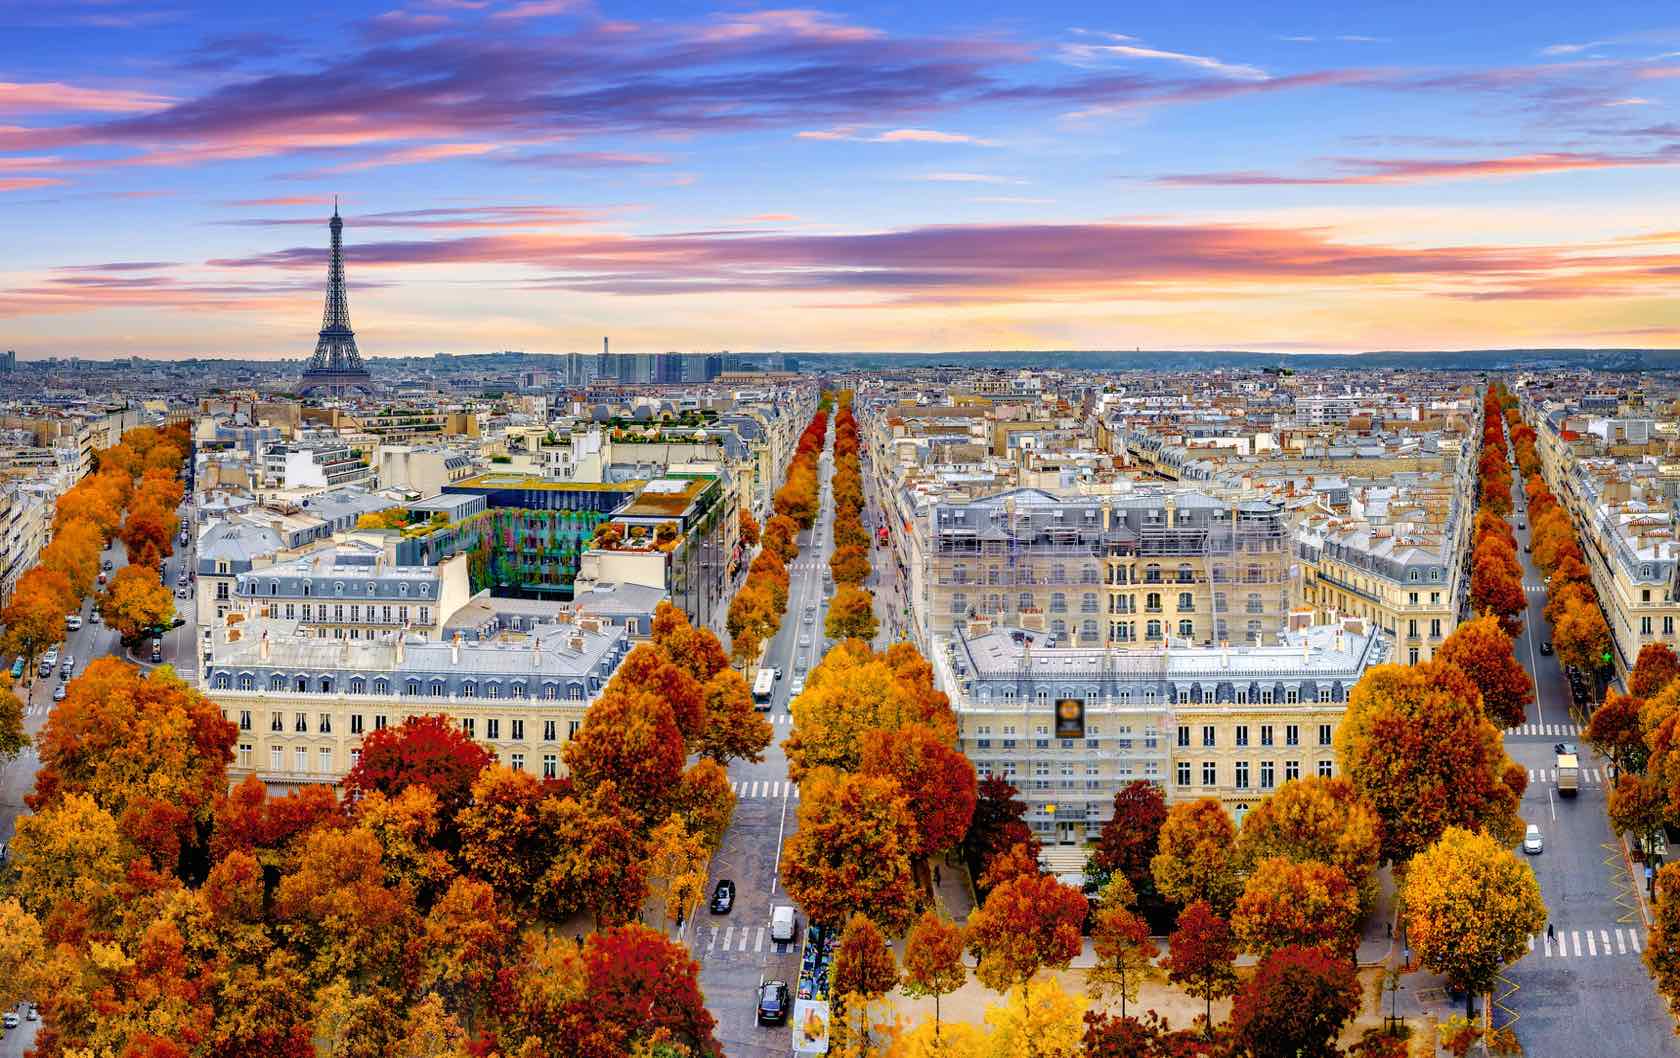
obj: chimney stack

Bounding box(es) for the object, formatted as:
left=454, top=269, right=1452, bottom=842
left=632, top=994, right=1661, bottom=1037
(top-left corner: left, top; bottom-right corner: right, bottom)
left=259, top=631, right=270, bottom=661
left=451, top=631, right=462, bottom=665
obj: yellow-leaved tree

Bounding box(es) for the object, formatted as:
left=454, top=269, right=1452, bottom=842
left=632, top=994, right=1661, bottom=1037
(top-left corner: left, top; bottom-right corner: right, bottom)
left=1403, top=826, right=1546, bottom=1020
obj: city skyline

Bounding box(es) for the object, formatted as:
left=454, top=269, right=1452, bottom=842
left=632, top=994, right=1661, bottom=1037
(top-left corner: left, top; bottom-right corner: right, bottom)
left=2, top=0, right=1679, bottom=357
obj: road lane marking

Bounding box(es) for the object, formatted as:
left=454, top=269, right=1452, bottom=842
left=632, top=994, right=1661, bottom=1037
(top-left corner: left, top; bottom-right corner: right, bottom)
left=755, top=927, right=765, bottom=953
left=1571, top=931, right=1582, bottom=957
left=738, top=925, right=749, bottom=951
left=1617, top=929, right=1628, bottom=955
left=1527, top=935, right=1534, bottom=952
left=708, top=927, right=717, bottom=952
left=722, top=925, right=734, bottom=950
left=1632, top=930, right=1643, bottom=953
left=1602, top=929, right=1612, bottom=955
left=1543, top=935, right=1553, bottom=957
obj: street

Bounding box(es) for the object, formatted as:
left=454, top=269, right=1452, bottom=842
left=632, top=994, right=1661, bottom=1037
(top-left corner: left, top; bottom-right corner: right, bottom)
left=693, top=442, right=835, bottom=1057
left=1502, top=496, right=1679, bottom=1053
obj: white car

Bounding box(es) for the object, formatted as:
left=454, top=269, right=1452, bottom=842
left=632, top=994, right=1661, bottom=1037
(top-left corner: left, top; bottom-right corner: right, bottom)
left=65, top=614, right=82, bottom=631
left=790, top=677, right=806, bottom=696
left=1523, top=824, right=1544, bottom=855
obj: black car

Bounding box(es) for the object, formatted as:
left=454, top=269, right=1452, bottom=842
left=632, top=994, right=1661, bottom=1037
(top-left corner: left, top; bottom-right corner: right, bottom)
left=710, top=879, right=736, bottom=914
left=756, top=980, right=791, bottom=1026
left=1540, top=641, right=1553, bottom=655
left=1554, top=742, right=1578, bottom=756
left=151, top=643, right=163, bottom=664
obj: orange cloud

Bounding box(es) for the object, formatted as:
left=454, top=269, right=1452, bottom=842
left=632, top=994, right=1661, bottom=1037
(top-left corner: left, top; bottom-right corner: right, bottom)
left=1157, top=151, right=1680, bottom=187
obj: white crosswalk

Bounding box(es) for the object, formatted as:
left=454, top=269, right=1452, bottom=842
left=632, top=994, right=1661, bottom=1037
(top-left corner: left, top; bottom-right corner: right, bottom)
left=730, top=779, right=800, bottom=801
left=1511, top=723, right=1581, bottom=737
left=1524, top=585, right=1546, bottom=594
left=1527, top=767, right=1606, bottom=785
left=1528, top=927, right=1643, bottom=959
left=701, top=924, right=769, bottom=957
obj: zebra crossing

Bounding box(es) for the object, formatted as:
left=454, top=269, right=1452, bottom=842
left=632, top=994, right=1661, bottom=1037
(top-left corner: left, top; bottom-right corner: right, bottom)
left=1511, top=723, right=1581, bottom=737
left=730, top=779, right=800, bottom=801
left=699, top=924, right=769, bottom=957
left=1524, top=585, right=1546, bottom=594
left=1528, top=767, right=1607, bottom=785
left=1525, top=927, right=1644, bottom=960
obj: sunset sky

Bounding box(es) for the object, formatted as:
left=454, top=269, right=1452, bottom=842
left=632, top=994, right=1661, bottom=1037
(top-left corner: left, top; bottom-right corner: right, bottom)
left=2, top=0, right=1679, bottom=358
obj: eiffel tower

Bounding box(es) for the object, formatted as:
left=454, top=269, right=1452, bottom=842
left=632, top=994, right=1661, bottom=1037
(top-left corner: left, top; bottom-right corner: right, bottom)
left=297, top=200, right=374, bottom=397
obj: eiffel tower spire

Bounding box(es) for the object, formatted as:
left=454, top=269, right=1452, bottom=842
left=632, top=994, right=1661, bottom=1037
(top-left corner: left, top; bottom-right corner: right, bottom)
left=299, top=199, right=373, bottom=396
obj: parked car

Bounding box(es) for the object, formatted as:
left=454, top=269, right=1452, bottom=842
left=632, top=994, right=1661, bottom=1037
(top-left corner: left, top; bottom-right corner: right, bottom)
left=756, top=981, right=791, bottom=1026
left=89, top=610, right=100, bottom=624
left=709, top=879, right=736, bottom=914
left=798, top=632, right=811, bottom=648
left=151, top=643, right=163, bottom=664
left=1540, top=641, right=1553, bottom=655
left=790, top=676, right=806, bottom=697
left=3, top=1011, right=18, bottom=1029
left=176, top=588, right=191, bottom=599
left=102, top=559, right=113, bottom=572
left=66, top=614, right=82, bottom=631
left=53, top=685, right=65, bottom=701
left=1523, top=824, right=1544, bottom=855
left=770, top=904, right=797, bottom=943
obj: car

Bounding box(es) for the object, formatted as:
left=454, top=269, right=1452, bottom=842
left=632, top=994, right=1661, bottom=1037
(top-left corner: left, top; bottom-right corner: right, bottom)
left=798, top=632, right=811, bottom=648
left=772, top=667, right=783, bottom=681
left=756, top=980, right=791, bottom=1026
left=790, top=677, right=806, bottom=696
left=176, top=588, right=191, bottom=599
left=1540, top=641, right=1553, bottom=655
left=2, top=1012, right=17, bottom=1029
left=102, top=559, right=113, bottom=572
left=1524, top=544, right=1532, bottom=553
left=1554, top=742, right=1578, bottom=756
left=151, top=644, right=164, bottom=663
left=89, top=611, right=100, bottom=624
left=53, top=685, right=65, bottom=701
left=8, top=658, right=23, bottom=679
left=1523, top=824, right=1544, bottom=855
left=709, top=879, right=736, bottom=914
left=26, top=1006, right=38, bottom=1021
left=65, top=614, right=82, bottom=631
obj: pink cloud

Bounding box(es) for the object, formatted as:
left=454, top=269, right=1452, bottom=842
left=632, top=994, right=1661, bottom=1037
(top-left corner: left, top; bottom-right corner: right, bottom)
left=0, top=176, right=62, bottom=191
left=1156, top=150, right=1680, bottom=187
left=699, top=9, right=882, bottom=44
left=0, top=80, right=171, bottom=115
left=491, top=0, right=579, bottom=19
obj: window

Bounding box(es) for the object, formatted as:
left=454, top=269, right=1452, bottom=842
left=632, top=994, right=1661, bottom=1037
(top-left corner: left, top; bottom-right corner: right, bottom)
left=237, top=709, right=251, bottom=731
left=1668, top=617, right=1676, bottom=636
left=1286, top=760, right=1300, bottom=782
left=461, top=681, right=477, bottom=699
left=542, top=754, right=558, bottom=778
left=318, top=747, right=332, bottom=773
left=419, top=607, right=429, bottom=624
left=511, top=682, right=526, bottom=699
left=1176, top=761, right=1190, bottom=786
left=1050, top=593, right=1066, bottom=614
left=461, top=717, right=476, bottom=738
left=375, top=715, right=388, bottom=731
left=1177, top=725, right=1190, bottom=748
left=318, top=714, right=332, bottom=734
left=1644, top=616, right=1654, bottom=636
left=1081, top=592, right=1099, bottom=613
left=1235, top=761, right=1249, bottom=789
left=543, top=720, right=557, bottom=741
left=1178, top=592, right=1194, bottom=612
left=1202, top=725, right=1215, bottom=748
left=295, top=747, right=308, bottom=773
left=373, top=678, right=389, bottom=695
left=511, top=718, right=524, bottom=740
left=1179, top=620, right=1194, bottom=638
left=1235, top=725, right=1249, bottom=747
left=1260, top=761, right=1275, bottom=789
left=1260, top=724, right=1274, bottom=747
left=1317, top=759, right=1334, bottom=778
left=1201, top=761, right=1217, bottom=786
left=271, top=674, right=287, bottom=692
left=1146, top=620, right=1162, bottom=641
left=270, top=746, right=283, bottom=771
left=430, top=679, right=445, bottom=697
left=1286, top=724, right=1300, bottom=747
left=1285, top=688, right=1299, bottom=705
left=1146, top=592, right=1161, bottom=612
left=1318, top=723, right=1332, bottom=746
left=294, top=712, right=308, bottom=733
left=487, top=718, right=500, bottom=740
left=1430, top=619, right=1442, bottom=638
left=1408, top=647, right=1419, bottom=665
left=951, top=593, right=968, bottom=615
left=270, top=711, right=283, bottom=733
left=238, top=743, right=251, bottom=768
left=350, top=714, right=363, bottom=735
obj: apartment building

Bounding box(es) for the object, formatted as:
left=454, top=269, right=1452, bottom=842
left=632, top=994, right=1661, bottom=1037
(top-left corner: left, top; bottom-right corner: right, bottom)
left=205, top=615, right=629, bottom=786
left=263, top=440, right=374, bottom=490
left=233, top=542, right=471, bottom=640
left=932, top=616, right=1388, bottom=843
left=922, top=488, right=1292, bottom=651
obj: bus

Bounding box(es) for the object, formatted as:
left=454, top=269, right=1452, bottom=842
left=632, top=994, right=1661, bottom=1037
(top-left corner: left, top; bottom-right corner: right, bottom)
left=752, top=668, right=776, bottom=710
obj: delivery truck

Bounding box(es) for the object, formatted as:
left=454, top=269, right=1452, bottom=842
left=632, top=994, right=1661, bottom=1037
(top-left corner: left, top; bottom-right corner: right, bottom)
left=1556, top=752, right=1580, bottom=797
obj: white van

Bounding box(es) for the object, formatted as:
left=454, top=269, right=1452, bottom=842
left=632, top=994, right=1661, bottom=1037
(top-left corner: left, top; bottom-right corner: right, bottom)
left=770, top=905, right=797, bottom=944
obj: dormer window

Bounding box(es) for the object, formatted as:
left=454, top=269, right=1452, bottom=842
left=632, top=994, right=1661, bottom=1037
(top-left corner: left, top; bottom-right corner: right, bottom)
left=367, top=583, right=376, bottom=596
left=399, top=583, right=409, bottom=597
left=420, top=584, right=430, bottom=597
left=335, top=582, right=345, bottom=595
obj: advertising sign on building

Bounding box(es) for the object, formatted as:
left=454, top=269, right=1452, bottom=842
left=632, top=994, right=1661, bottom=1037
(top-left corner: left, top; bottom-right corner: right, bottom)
left=1055, top=697, right=1085, bottom=740
left=792, top=998, right=831, bottom=1055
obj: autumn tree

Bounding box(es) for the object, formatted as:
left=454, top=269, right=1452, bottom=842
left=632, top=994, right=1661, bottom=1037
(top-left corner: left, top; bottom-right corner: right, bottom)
left=573, top=922, right=722, bottom=1057
left=415, top=877, right=514, bottom=1034
left=1151, top=797, right=1242, bottom=912
left=1632, top=643, right=1680, bottom=699
left=607, top=642, right=706, bottom=738
left=1089, top=878, right=1159, bottom=1020
left=763, top=513, right=801, bottom=563
left=780, top=768, right=921, bottom=935
left=675, top=757, right=737, bottom=849
left=860, top=722, right=977, bottom=859
left=1227, top=945, right=1363, bottom=1058
left=1166, top=900, right=1239, bottom=1039
left=1646, top=862, right=1680, bottom=1013
left=1554, top=598, right=1613, bottom=676
left=695, top=667, right=774, bottom=765
left=902, top=909, right=966, bottom=1039
left=2, top=565, right=71, bottom=676
left=536, top=785, right=649, bottom=928
left=120, top=499, right=177, bottom=569
left=984, top=978, right=1088, bottom=1058
left=1436, top=614, right=1534, bottom=728
left=826, top=583, right=880, bottom=643
left=832, top=912, right=900, bottom=1049
left=6, top=791, right=127, bottom=931
left=1235, top=775, right=1381, bottom=904
left=0, top=899, right=45, bottom=1012
left=965, top=869, right=1087, bottom=991
left=30, top=658, right=235, bottom=871
left=343, top=712, right=492, bottom=826
left=1588, top=690, right=1646, bottom=778
left=1469, top=541, right=1525, bottom=635
left=1337, top=662, right=1526, bottom=865
left=211, top=774, right=343, bottom=866
left=1231, top=857, right=1361, bottom=958
left=964, top=776, right=1039, bottom=881
left=646, top=812, right=709, bottom=928
left=97, top=563, right=175, bottom=644
left=830, top=543, right=872, bottom=585
left=563, top=688, right=686, bottom=825
left=651, top=600, right=730, bottom=682
left=456, top=765, right=553, bottom=911
left=0, top=677, right=25, bottom=761
left=356, top=508, right=411, bottom=531
left=41, top=517, right=102, bottom=601
left=1608, top=773, right=1667, bottom=840
left=1092, top=780, right=1168, bottom=898
left=785, top=643, right=954, bottom=780
left=1404, top=826, right=1547, bottom=1019
left=739, top=506, right=760, bottom=548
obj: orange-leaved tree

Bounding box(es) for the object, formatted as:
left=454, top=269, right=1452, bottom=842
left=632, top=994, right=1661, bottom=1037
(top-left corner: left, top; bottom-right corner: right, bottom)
left=779, top=767, right=921, bottom=935
left=96, top=563, right=175, bottom=645
left=1436, top=614, right=1534, bottom=729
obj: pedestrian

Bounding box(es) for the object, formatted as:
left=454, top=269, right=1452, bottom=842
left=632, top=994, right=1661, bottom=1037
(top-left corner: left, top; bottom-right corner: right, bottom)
left=1386, top=922, right=1392, bottom=939
left=934, top=866, right=941, bottom=885
left=1547, top=923, right=1555, bottom=941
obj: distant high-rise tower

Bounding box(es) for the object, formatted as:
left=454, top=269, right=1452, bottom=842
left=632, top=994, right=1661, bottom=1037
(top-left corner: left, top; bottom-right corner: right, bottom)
left=298, top=201, right=374, bottom=397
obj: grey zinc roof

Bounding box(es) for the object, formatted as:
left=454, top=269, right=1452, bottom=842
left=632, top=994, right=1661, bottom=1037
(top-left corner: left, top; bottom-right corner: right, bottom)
left=197, top=521, right=283, bottom=570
